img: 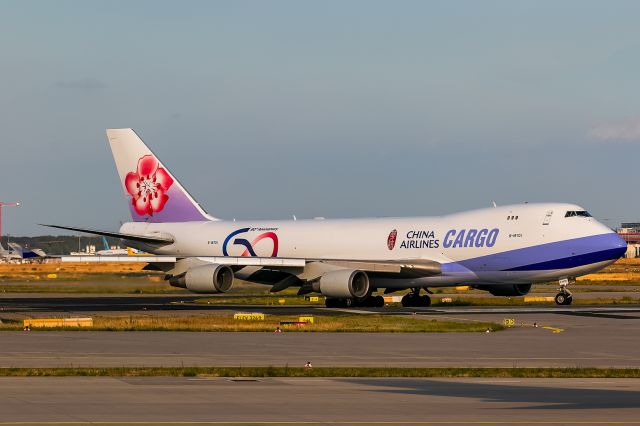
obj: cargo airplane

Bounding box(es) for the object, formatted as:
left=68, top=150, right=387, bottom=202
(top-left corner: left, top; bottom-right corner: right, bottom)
left=43, top=129, right=627, bottom=307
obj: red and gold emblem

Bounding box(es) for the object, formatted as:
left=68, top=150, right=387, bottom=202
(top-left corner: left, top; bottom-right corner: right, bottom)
left=387, top=229, right=397, bottom=250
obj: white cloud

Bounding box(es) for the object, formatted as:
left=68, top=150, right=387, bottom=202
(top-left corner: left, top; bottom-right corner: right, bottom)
left=588, top=116, right=640, bottom=141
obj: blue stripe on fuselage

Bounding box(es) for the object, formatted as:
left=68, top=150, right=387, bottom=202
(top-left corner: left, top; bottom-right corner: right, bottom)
left=446, top=233, right=626, bottom=272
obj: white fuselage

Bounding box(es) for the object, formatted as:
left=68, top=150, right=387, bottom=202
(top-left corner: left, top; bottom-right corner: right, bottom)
left=120, top=202, right=626, bottom=288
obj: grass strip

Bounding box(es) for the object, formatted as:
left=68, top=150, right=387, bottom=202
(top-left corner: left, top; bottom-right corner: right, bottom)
left=2, top=315, right=504, bottom=333
left=0, top=367, right=638, bottom=378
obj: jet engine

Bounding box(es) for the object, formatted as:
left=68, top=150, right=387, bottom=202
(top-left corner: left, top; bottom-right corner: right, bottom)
left=312, top=269, right=370, bottom=300
left=473, top=284, right=532, bottom=297
left=169, top=264, right=234, bottom=294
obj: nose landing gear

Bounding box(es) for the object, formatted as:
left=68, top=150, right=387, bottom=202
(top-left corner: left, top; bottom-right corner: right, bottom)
left=555, top=278, right=573, bottom=305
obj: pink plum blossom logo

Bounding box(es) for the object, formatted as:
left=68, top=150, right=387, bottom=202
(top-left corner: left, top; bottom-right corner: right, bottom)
left=125, top=155, right=174, bottom=216
left=387, top=229, right=397, bottom=250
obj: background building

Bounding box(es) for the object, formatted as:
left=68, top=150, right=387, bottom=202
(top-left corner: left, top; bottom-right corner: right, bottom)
left=617, top=223, right=640, bottom=258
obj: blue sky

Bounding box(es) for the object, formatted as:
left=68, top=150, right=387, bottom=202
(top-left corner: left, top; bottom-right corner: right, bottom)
left=1, top=1, right=639, bottom=235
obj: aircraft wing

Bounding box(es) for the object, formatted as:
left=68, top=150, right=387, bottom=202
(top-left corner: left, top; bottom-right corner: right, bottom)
left=316, top=259, right=441, bottom=277
left=42, top=225, right=441, bottom=277
left=59, top=255, right=305, bottom=268
left=58, top=254, right=440, bottom=277
left=39, top=224, right=175, bottom=245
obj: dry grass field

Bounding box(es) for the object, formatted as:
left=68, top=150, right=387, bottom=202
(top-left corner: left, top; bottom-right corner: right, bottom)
left=0, top=314, right=503, bottom=333
left=0, top=367, right=637, bottom=378
left=578, top=258, right=640, bottom=281
left=0, top=261, right=149, bottom=278
left=0, top=261, right=182, bottom=293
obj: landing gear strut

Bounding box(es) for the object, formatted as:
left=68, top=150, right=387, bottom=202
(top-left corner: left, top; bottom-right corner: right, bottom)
left=401, top=288, right=431, bottom=307
left=555, top=278, right=573, bottom=306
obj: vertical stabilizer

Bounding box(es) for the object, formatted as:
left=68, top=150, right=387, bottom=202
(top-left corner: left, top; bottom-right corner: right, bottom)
left=106, top=129, right=216, bottom=223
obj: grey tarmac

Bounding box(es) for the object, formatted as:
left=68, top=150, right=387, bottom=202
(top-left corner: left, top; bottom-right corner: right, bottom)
left=1, top=294, right=639, bottom=368
left=1, top=293, right=640, bottom=317
left=0, top=309, right=639, bottom=368
left=0, top=376, right=639, bottom=425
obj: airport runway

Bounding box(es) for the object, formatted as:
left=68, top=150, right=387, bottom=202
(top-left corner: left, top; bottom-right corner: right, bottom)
left=1, top=294, right=639, bottom=368
left=1, top=312, right=639, bottom=368
left=1, top=376, right=639, bottom=424
left=2, top=293, right=640, bottom=316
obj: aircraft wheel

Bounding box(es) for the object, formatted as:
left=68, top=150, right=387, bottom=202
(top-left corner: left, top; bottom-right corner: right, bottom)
left=401, top=294, right=413, bottom=307
left=401, top=294, right=420, bottom=307
left=373, top=295, right=385, bottom=308
left=325, top=298, right=338, bottom=308
left=420, top=295, right=432, bottom=307
left=359, top=296, right=377, bottom=307
left=555, top=293, right=571, bottom=306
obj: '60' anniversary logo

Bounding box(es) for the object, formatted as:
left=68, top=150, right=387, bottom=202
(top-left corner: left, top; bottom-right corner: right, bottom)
left=222, top=228, right=279, bottom=257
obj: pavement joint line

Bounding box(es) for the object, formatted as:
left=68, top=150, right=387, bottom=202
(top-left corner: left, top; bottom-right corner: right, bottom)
left=0, top=422, right=639, bottom=425
left=415, top=314, right=497, bottom=324
left=321, top=308, right=377, bottom=314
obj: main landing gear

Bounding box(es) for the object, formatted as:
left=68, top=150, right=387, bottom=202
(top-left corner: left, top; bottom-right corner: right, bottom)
left=401, top=288, right=431, bottom=307
left=325, top=295, right=385, bottom=308
left=555, top=278, right=573, bottom=306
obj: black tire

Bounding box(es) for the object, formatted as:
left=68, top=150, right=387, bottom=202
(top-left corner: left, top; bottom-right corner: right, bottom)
left=421, top=295, right=432, bottom=307
left=564, top=295, right=573, bottom=306
left=402, top=294, right=421, bottom=307
left=344, top=298, right=354, bottom=307
left=325, top=298, right=337, bottom=308
left=374, top=295, right=385, bottom=308
left=555, top=293, right=566, bottom=306
left=401, top=294, right=414, bottom=307
left=360, top=297, right=377, bottom=308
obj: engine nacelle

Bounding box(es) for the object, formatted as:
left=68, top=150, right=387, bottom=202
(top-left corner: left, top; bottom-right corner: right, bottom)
left=169, top=264, right=234, bottom=294
left=314, top=269, right=370, bottom=299
left=474, top=283, right=532, bottom=297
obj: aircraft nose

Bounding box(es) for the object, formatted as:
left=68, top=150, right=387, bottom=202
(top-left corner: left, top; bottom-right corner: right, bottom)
left=607, top=231, right=627, bottom=259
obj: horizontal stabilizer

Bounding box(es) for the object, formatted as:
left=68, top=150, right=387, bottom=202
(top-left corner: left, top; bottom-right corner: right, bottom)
left=39, top=224, right=175, bottom=245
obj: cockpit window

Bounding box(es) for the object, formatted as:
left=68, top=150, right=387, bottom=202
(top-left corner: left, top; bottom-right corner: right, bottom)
left=565, top=211, right=591, bottom=218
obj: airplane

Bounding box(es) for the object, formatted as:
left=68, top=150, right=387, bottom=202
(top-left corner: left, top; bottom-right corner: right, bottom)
left=0, top=243, right=11, bottom=260
left=0, top=242, right=46, bottom=260
left=42, top=129, right=627, bottom=307
left=95, top=237, right=129, bottom=256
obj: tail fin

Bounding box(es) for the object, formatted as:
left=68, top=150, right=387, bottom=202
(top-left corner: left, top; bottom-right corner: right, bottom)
left=106, top=129, right=216, bottom=223
left=8, top=242, right=23, bottom=257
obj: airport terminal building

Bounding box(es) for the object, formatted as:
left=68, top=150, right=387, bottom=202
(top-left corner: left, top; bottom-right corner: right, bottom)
left=617, top=223, right=640, bottom=258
